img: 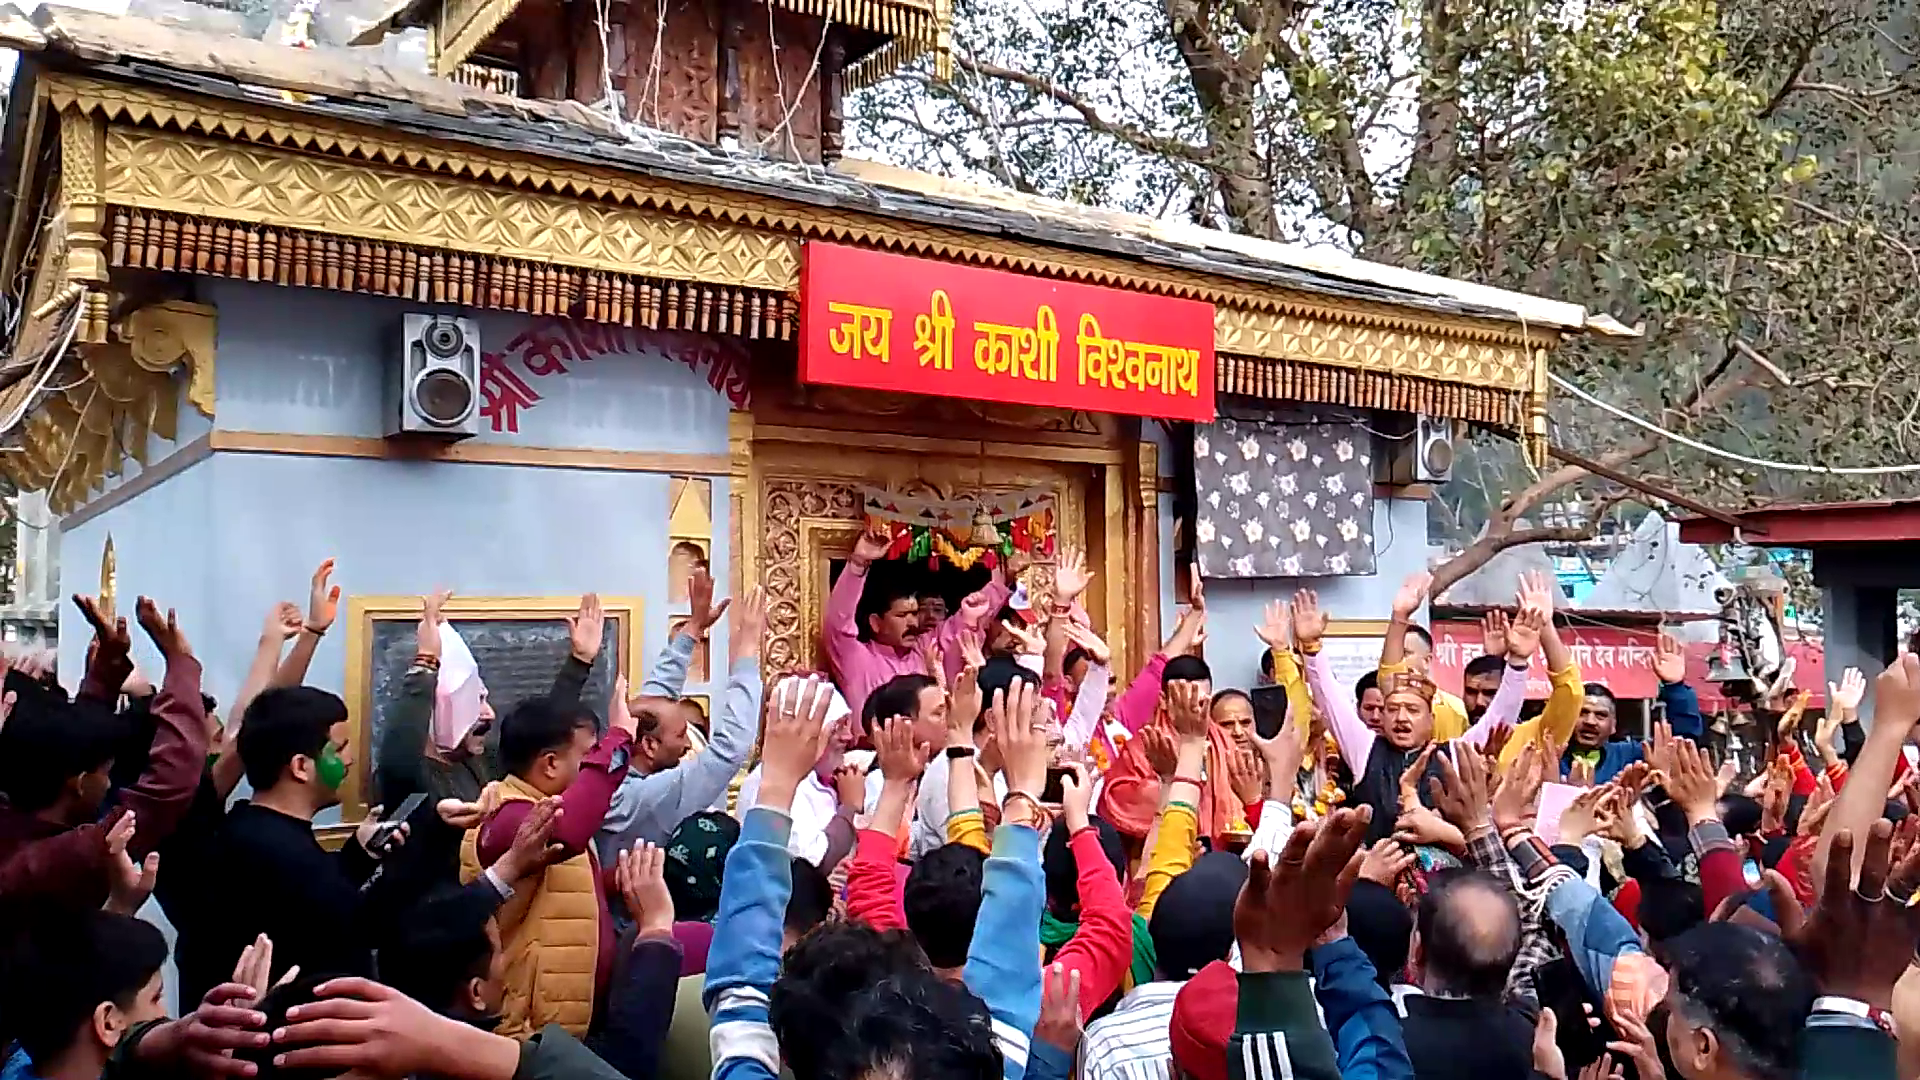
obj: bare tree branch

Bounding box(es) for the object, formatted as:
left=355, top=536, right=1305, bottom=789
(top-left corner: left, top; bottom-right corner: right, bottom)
left=953, top=56, right=1217, bottom=167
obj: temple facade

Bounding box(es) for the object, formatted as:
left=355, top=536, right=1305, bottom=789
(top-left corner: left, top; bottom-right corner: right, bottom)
left=0, top=1, right=1616, bottom=828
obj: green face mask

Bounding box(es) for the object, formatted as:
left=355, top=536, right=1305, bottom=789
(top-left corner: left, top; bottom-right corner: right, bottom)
left=315, top=744, right=348, bottom=790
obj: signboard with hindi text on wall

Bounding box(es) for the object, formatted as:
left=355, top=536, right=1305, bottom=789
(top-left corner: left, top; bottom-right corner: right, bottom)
left=799, top=242, right=1217, bottom=421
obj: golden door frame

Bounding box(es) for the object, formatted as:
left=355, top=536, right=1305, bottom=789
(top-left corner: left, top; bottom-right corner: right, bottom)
left=729, top=399, right=1160, bottom=681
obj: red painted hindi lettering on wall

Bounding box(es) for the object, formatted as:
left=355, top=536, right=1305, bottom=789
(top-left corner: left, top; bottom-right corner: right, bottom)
left=799, top=242, right=1217, bottom=422
left=478, top=320, right=753, bottom=435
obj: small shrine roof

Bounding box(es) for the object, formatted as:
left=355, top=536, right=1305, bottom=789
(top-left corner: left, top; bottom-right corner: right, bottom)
left=1, top=3, right=1625, bottom=337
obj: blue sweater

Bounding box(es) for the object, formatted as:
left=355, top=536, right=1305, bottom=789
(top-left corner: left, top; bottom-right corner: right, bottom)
left=1310, top=938, right=1413, bottom=1080
left=1564, top=679, right=1705, bottom=784
left=705, top=808, right=1043, bottom=1080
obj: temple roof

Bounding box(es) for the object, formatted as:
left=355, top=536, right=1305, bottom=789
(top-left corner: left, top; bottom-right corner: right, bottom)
left=0, top=3, right=1626, bottom=336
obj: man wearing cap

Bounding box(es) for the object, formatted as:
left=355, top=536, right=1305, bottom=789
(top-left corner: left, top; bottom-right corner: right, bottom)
left=1293, top=590, right=1532, bottom=844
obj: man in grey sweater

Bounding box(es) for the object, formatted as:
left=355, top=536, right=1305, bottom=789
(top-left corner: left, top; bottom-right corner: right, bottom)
left=596, top=574, right=764, bottom=862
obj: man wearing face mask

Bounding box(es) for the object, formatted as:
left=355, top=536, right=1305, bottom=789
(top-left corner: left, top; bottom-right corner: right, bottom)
left=1294, top=589, right=1531, bottom=843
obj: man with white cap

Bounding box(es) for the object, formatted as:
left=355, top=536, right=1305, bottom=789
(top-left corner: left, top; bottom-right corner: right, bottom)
left=735, top=673, right=881, bottom=867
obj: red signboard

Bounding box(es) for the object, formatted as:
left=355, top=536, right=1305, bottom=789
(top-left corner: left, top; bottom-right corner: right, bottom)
left=799, top=242, right=1217, bottom=421
left=1431, top=619, right=1827, bottom=708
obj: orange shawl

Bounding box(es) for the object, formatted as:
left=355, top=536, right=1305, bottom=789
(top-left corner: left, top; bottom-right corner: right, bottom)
left=1096, top=719, right=1245, bottom=847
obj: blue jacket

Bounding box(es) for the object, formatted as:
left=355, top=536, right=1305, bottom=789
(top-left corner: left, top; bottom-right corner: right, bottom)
left=705, top=807, right=1043, bottom=1080
left=1310, top=938, right=1413, bottom=1080
left=1564, top=679, right=1705, bottom=784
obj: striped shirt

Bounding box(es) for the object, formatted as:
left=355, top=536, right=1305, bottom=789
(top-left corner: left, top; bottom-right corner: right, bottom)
left=1081, top=981, right=1184, bottom=1080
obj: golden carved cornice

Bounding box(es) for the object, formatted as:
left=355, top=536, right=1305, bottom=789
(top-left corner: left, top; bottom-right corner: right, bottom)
left=1214, top=305, right=1532, bottom=396
left=102, top=128, right=800, bottom=293
left=38, top=75, right=1557, bottom=361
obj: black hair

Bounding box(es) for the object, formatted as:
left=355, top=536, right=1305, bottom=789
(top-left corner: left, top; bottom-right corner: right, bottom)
left=903, top=843, right=985, bottom=969
left=377, top=886, right=499, bottom=1016
left=1063, top=646, right=1091, bottom=678
left=1210, top=689, right=1253, bottom=716
left=787, top=856, right=834, bottom=937
left=1344, top=881, right=1412, bottom=989
left=1355, top=670, right=1379, bottom=704
left=1163, top=655, right=1211, bottom=685
left=1259, top=648, right=1276, bottom=679
left=1405, top=624, right=1434, bottom=649
left=1042, top=815, right=1125, bottom=921
left=237, top=972, right=344, bottom=1080
left=976, top=656, right=1038, bottom=723
left=1887, top=799, right=1913, bottom=825
left=0, top=910, right=167, bottom=1063
left=1583, top=683, right=1618, bottom=710
left=857, top=579, right=918, bottom=643
left=237, top=686, right=349, bottom=792
left=1639, top=880, right=1705, bottom=947
left=814, top=968, right=1002, bottom=1080
left=1717, top=794, right=1763, bottom=838
left=1463, top=654, right=1507, bottom=681
left=769, top=920, right=928, bottom=1080
left=0, top=698, right=122, bottom=813
left=497, top=696, right=594, bottom=777
left=1415, top=870, right=1520, bottom=999
left=1664, top=922, right=1814, bottom=1080
left=865, top=673, right=939, bottom=735
left=1148, top=851, right=1246, bottom=980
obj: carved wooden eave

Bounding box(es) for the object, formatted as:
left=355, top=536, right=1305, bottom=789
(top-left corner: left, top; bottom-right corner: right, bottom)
left=356, top=0, right=949, bottom=86
left=0, top=7, right=1623, bottom=509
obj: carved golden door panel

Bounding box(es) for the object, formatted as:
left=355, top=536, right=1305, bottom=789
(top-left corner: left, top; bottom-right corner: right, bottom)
left=753, top=451, right=1091, bottom=676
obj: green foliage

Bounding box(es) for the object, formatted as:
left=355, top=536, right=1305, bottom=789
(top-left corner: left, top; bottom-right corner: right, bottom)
left=849, top=0, right=1920, bottom=541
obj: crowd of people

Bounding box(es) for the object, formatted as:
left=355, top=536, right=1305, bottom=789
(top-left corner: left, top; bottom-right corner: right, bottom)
left=0, top=534, right=1915, bottom=1080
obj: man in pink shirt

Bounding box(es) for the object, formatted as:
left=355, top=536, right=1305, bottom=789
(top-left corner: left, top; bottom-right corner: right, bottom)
left=825, top=526, right=1016, bottom=720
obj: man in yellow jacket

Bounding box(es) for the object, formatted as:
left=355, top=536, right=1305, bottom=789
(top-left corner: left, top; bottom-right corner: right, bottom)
left=1376, top=570, right=1582, bottom=767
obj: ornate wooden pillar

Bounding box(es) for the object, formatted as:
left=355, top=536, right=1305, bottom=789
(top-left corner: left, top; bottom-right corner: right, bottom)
left=58, top=107, right=109, bottom=343
left=1134, top=439, right=1161, bottom=665
left=717, top=0, right=742, bottom=145
left=728, top=408, right=756, bottom=600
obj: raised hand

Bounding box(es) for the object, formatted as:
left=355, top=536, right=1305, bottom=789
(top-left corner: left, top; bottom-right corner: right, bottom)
left=416, top=588, right=451, bottom=660
left=134, top=596, right=192, bottom=659
left=1166, top=680, right=1211, bottom=741
left=1431, top=743, right=1494, bottom=833
left=1830, top=666, right=1868, bottom=715
left=948, top=659, right=983, bottom=743
left=1359, top=841, right=1416, bottom=887
left=608, top=675, right=637, bottom=740
left=1033, top=964, right=1084, bottom=1055
left=1290, top=589, right=1327, bottom=649
left=1397, top=744, right=1435, bottom=814
left=1793, top=820, right=1920, bottom=1010
left=1492, top=741, right=1547, bottom=835
left=1052, top=547, right=1094, bottom=605
left=231, top=934, right=297, bottom=1009
left=1591, top=786, right=1645, bottom=847
left=1188, top=563, right=1206, bottom=612
left=1392, top=807, right=1465, bottom=851
left=566, top=593, right=605, bottom=664
left=991, top=680, right=1051, bottom=802
left=1255, top=599, right=1292, bottom=651
left=956, top=627, right=987, bottom=671
left=1062, top=621, right=1112, bottom=666
left=1505, top=602, right=1545, bottom=664
left=1000, top=618, right=1045, bottom=657
left=873, top=714, right=930, bottom=782
left=74, top=593, right=132, bottom=661
left=104, top=811, right=159, bottom=915
left=1140, top=724, right=1179, bottom=780
left=688, top=566, right=732, bottom=636
left=729, top=586, right=767, bottom=663
left=1233, top=806, right=1372, bottom=971
left=1250, top=714, right=1306, bottom=798
left=1059, top=761, right=1095, bottom=833
left=1652, top=631, right=1686, bottom=686
left=265, top=602, right=304, bottom=643
left=1557, top=787, right=1608, bottom=844
left=1877, top=653, right=1920, bottom=733
left=1480, top=609, right=1509, bottom=661
left=1228, top=747, right=1266, bottom=807
left=616, top=841, right=675, bottom=935
left=760, top=676, right=836, bottom=807
left=494, top=796, right=565, bottom=882
left=852, top=526, right=892, bottom=567
left=139, top=983, right=272, bottom=1078
left=1391, top=571, right=1431, bottom=620
left=1665, top=738, right=1720, bottom=824
left=307, top=558, right=341, bottom=634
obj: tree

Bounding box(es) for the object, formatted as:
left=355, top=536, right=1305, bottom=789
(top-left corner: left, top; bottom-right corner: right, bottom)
left=850, top=0, right=1920, bottom=591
